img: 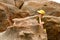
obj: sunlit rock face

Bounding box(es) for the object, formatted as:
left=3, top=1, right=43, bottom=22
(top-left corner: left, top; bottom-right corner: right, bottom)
left=0, top=17, right=47, bottom=40
left=0, top=0, right=60, bottom=40
left=21, top=1, right=60, bottom=17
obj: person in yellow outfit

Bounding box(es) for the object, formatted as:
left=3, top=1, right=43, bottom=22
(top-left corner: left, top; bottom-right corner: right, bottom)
left=37, top=10, right=45, bottom=27
left=37, top=10, right=46, bottom=40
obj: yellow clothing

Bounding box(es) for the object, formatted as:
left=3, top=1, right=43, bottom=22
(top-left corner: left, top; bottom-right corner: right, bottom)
left=37, top=10, right=45, bottom=14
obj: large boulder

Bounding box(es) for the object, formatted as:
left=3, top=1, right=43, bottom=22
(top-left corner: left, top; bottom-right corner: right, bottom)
left=0, top=2, right=30, bottom=32
left=43, top=16, right=60, bottom=40
left=0, top=17, right=47, bottom=40
left=0, top=15, right=60, bottom=40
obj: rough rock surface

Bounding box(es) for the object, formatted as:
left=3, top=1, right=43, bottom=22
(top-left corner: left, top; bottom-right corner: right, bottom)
left=0, top=2, right=30, bottom=32
left=0, top=0, right=60, bottom=40
left=0, top=17, right=47, bottom=40
left=21, top=1, right=60, bottom=17
left=0, top=0, right=24, bottom=8
left=43, top=16, right=60, bottom=40
left=0, top=2, right=10, bottom=32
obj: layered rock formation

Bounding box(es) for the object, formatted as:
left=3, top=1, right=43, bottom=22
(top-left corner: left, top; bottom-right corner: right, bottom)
left=0, top=17, right=47, bottom=40
left=0, top=0, right=60, bottom=40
